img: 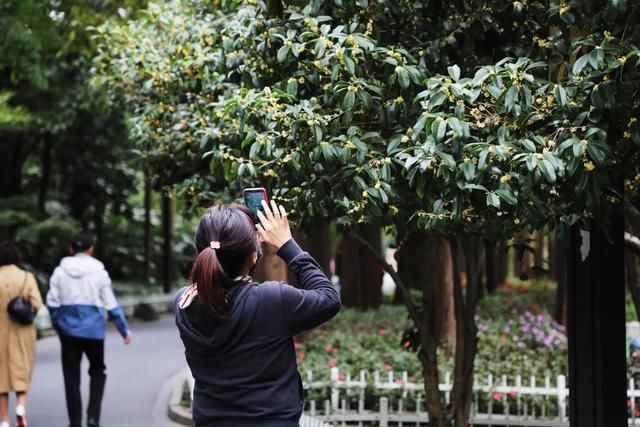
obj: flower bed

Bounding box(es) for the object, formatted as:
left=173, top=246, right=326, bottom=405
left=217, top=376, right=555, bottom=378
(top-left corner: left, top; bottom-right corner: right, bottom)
left=297, top=283, right=568, bottom=381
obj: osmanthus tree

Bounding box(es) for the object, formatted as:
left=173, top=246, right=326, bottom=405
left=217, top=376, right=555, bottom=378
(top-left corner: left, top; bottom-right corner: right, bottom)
left=94, top=0, right=640, bottom=425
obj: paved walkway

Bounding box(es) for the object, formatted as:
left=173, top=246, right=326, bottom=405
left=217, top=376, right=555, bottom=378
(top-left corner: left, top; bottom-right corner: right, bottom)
left=14, top=316, right=187, bottom=427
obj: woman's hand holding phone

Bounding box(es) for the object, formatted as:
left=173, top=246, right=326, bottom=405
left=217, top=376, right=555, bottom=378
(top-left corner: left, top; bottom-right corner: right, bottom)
left=256, top=200, right=292, bottom=250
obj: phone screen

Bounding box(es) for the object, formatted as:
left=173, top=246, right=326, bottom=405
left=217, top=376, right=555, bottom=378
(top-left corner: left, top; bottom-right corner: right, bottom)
left=243, top=188, right=267, bottom=217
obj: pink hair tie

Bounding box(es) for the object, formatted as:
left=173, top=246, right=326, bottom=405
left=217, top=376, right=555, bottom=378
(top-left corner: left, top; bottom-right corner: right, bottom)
left=210, top=241, right=221, bottom=250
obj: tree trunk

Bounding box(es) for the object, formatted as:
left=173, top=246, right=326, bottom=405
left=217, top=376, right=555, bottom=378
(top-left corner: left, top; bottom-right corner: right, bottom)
left=485, top=240, right=497, bottom=293
left=267, top=0, right=283, bottom=17
left=0, top=135, right=28, bottom=198
left=339, top=225, right=382, bottom=309
left=513, top=230, right=532, bottom=280
left=38, top=136, right=52, bottom=217
left=626, top=247, right=640, bottom=321
left=287, top=224, right=333, bottom=287
left=554, top=232, right=568, bottom=325
left=534, top=231, right=544, bottom=271
left=143, top=171, right=152, bottom=281
left=161, top=191, right=174, bottom=294
left=305, top=223, right=332, bottom=276
left=435, top=237, right=455, bottom=351
left=450, top=236, right=483, bottom=427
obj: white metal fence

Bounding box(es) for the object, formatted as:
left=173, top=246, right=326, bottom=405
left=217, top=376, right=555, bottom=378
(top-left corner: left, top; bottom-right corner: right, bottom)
left=185, top=368, right=640, bottom=426
left=301, top=368, right=640, bottom=426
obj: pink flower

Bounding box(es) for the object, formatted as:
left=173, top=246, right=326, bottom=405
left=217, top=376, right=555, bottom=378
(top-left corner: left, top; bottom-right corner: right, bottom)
left=338, top=373, right=345, bottom=381
left=378, top=328, right=387, bottom=336
left=384, top=364, right=392, bottom=371
left=297, top=352, right=306, bottom=360
left=403, top=341, right=411, bottom=348
left=492, top=392, right=503, bottom=401
left=294, top=342, right=301, bottom=350
left=327, top=360, right=337, bottom=367
left=509, top=391, right=518, bottom=398
left=394, top=378, right=404, bottom=385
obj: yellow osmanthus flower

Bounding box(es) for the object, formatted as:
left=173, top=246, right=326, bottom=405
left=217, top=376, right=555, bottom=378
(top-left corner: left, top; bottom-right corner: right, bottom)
left=347, top=85, right=358, bottom=92
left=624, top=131, right=632, bottom=139
left=389, top=205, right=399, bottom=215
left=395, top=96, right=404, bottom=104
left=347, top=35, right=358, bottom=47
left=500, top=175, right=512, bottom=183
left=400, top=135, right=409, bottom=143
left=298, top=76, right=305, bottom=84
left=584, top=161, right=595, bottom=171
left=618, top=56, right=627, bottom=66
left=365, top=20, right=374, bottom=37
left=559, top=5, right=570, bottom=15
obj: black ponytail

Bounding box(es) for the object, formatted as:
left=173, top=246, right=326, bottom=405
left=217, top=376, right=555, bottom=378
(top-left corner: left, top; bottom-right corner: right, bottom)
left=190, top=204, right=258, bottom=318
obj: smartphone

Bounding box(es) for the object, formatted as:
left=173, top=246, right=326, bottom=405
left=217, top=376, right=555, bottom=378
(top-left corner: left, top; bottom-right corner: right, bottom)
left=243, top=187, right=268, bottom=218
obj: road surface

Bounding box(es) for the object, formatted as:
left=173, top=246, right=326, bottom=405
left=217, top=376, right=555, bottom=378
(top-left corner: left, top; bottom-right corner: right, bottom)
left=13, top=316, right=187, bottom=427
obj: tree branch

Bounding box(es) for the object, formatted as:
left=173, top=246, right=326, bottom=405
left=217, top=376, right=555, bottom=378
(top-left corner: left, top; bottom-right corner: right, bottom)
left=626, top=232, right=640, bottom=257
left=346, top=229, right=423, bottom=334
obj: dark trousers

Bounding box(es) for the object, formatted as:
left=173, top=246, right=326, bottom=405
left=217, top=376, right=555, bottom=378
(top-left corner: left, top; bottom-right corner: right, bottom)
left=60, top=335, right=106, bottom=427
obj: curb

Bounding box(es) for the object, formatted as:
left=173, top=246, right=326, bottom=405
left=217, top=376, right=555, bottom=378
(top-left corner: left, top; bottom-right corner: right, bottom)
left=167, top=368, right=194, bottom=426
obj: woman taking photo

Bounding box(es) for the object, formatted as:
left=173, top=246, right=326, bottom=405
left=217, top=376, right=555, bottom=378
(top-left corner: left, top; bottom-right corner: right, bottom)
left=175, top=201, right=341, bottom=427
left=0, top=242, right=43, bottom=427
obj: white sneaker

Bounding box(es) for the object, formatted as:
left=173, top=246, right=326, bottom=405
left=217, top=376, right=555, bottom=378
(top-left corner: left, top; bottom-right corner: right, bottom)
left=16, top=404, right=27, bottom=426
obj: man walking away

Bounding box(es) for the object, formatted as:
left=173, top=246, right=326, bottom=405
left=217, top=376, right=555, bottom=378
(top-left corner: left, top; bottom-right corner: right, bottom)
left=46, top=234, right=132, bottom=427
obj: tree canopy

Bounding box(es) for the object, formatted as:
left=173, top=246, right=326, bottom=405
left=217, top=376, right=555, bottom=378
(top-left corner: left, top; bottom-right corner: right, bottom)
left=94, top=0, right=639, bottom=237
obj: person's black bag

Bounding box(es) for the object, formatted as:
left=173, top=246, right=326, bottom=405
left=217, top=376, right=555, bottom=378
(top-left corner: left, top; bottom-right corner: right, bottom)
left=7, top=272, right=37, bottom=325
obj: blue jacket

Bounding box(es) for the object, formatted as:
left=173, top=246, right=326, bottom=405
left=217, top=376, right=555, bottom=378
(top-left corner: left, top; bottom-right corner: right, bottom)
left=174, top=239, right=341, bottom=427
left=46, top=253, right=129, bottom=340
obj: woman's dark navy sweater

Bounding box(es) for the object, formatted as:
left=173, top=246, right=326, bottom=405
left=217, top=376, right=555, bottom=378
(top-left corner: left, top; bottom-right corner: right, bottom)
left=174, top=239, right=341, bottom=427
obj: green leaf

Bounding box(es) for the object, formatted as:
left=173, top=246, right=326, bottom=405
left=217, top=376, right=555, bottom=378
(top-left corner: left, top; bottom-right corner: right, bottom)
left=591, top=85, right=606, bottom=109
left=396, top=67, right=410, bottom=89
left=287, top=79, right=298, bottom=96
left=539, top=159, right=556, bottom=183
left=354, top=176, right=367, bottom=189
left=343, top=91, right=356, bottom=110
left=435, top=119, right=447, bottom=142
left=572, top=55, right=590, bottom=75
left=344, top=56, right=356, bottom=75
left=428, top=91, right=447, bottom=108
left=522, top=139, right=536, bottom=152
left=447, top=64, right=461, bottom=81
left=413, top=115, right=428, bottom=136
left=496, top=189, right=517, bottom=205
left=486, top=192, right=500, bottom=208
left=504, top=86, right=518, bottom=112
left=447, top=117, right=464, bottom=136
left=359, top=91, right=372, bottom=109
left=438, top=152, right=456, bottom=169
left=352, top=137, right=368, bottom=152
left=463, top=184, right=488, bottom=192
left=313, top=125, right=323, bottom=143
left=462, top=160, right=476, bottom=181
left=526, top=154, right=537, bottom=171
left=586, top=143, right=606, bottom=165
left=555, top=85, right=567, bottom=107
left=277, top=46, right=289, bottom=63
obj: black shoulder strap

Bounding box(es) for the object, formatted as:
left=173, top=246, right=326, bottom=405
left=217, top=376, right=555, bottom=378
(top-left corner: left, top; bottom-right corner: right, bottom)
left=19, top=271, right=28, bottom=296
